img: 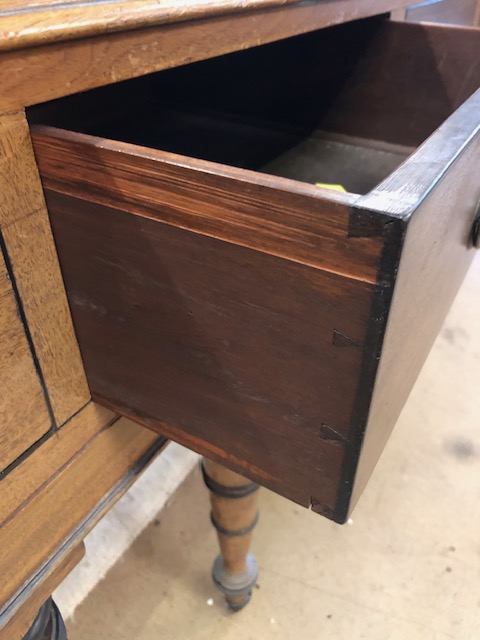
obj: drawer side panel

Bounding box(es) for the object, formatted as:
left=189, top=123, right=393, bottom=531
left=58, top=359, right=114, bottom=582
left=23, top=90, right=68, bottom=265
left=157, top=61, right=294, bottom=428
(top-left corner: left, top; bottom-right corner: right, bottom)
left=348, top=115, right=480, bottom=517
left=45, top=191, right=378, bottom=517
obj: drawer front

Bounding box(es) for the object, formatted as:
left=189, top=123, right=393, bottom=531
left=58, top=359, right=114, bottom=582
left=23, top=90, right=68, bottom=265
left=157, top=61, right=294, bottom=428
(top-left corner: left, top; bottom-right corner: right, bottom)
left=31, top=19, right=480, bottom=521
left=0, top=249, right=51, bottom=471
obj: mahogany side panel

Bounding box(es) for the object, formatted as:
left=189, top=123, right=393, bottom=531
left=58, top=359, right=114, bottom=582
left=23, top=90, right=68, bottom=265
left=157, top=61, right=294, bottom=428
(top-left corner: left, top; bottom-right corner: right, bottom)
left=43, top=188, right=381, bottom=518
left=346, top=98, right=480, bottom=516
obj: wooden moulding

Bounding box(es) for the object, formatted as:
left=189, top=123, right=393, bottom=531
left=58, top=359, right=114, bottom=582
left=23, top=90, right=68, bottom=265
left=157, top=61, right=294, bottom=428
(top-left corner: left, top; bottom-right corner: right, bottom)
left=0, top=0, right=414, bottom=52
left=1, top=0, right=413, bottom=112
left=31, top=24, right=480, bottom=522
left=0, top=405, right=166, bottom=624
left=0, top=0, right=299, bottom=51
left=0, top=111, right=90, bottom=428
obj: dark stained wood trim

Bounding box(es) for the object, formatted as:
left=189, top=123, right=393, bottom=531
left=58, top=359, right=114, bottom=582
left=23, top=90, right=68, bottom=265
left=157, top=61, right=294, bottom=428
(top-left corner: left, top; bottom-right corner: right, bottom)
left=333, top=90, right=480, bottom=522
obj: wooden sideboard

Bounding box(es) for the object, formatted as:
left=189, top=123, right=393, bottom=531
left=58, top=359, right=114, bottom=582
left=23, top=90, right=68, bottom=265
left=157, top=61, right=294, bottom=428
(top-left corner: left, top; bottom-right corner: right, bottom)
left=0, top=1, right=479, bottom=637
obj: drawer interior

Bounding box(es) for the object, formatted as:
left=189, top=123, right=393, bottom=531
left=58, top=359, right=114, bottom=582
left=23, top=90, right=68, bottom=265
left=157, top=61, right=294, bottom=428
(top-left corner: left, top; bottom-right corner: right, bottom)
left=28, top=17, right=479, bottom=196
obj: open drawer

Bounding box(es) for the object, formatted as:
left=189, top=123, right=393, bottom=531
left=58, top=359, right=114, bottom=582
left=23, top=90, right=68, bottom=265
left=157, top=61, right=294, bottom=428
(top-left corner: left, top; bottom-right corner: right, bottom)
left=29, top=17, right=480, bottom=523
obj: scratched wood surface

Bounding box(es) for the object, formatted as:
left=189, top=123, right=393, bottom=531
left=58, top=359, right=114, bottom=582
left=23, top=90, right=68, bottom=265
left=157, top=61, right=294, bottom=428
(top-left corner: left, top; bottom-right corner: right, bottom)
left=0, top=403, right=114, bottom=527
left=44, top=188, right=377, bottom=517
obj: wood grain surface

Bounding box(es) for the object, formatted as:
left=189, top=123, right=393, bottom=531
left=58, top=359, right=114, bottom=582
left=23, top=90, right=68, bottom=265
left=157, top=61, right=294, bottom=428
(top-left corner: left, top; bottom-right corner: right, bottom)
left=31, top=128, right=377, bottom=281
left=0, top=416, right=165, bottom=616
left=0, top=248, right=51, bottom=471
left=347, top=94, right=480, bottom=514
left=318, top=21, right=480, bottom=147
left=1, top=2, right=409, bottom=112
left=0, top=0, right=299, bottom=50
left=0, top=0, right=413, bottom=52
left=34, top=120, right=396, bottom=518
left=46, top=190, right=376, bottom=516
left=31, top=20, right=480, bottom=521
left=0, top=403, right=114, bottom=528
left=0, top=111, right=90, bottom=426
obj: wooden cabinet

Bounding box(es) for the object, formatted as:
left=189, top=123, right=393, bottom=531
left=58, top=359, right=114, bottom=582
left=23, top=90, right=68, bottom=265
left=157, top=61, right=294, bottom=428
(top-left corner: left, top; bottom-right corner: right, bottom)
left=30, top=18, right=480, bottom=522
left=0, top=248, right=51, bottom=471
left=0, top=0, right=478, bottom=634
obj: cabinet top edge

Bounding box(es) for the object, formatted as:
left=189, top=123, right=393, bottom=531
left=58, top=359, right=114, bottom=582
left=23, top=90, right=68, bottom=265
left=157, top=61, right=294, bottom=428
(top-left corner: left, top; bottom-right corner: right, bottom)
left=0, top=0, right=413, bottom=52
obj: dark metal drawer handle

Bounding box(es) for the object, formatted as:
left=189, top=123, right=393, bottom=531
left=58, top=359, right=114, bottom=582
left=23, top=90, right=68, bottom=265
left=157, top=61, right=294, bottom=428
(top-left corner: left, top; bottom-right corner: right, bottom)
left=472, top=202, right=480, bottom=249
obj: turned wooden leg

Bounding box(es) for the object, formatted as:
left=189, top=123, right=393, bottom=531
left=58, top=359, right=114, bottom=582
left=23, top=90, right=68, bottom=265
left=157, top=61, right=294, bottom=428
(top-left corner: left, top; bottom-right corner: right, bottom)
left=22, top=599, right=67, bottom=640
left=202, top=458, right=260, bottom=611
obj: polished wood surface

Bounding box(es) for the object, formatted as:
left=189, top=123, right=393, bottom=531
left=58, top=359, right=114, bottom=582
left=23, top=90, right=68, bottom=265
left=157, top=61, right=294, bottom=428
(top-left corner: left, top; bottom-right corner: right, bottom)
left=0, top=249, right=51, bottom=471
left=350, top=91, right=480, bottom=513
left=0, top=0, right=299, bottom=50
left=0, top=111, right=90, bottom=426
left=31, top=128, right=371, bottom=278
left=0, top=0, right=413, bottom=51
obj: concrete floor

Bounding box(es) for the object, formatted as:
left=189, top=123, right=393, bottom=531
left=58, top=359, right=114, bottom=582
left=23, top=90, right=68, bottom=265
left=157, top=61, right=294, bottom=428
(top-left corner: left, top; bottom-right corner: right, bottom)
left=67, top=255, right=480, bottom=640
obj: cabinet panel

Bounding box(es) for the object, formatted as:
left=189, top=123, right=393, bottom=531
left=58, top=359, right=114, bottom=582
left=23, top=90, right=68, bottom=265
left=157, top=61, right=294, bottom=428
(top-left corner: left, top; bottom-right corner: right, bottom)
left=0, top=249, right=51, bottom=471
